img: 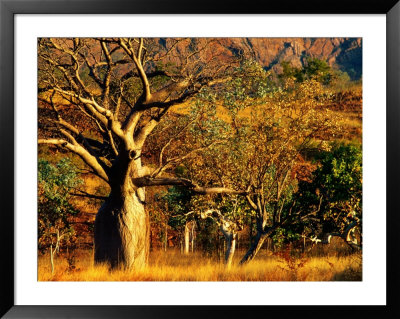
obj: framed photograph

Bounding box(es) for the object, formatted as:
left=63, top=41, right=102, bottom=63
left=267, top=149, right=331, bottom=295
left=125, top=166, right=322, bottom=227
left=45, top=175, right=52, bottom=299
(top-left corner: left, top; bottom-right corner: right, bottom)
left=1, top=0, right=399, bottom=318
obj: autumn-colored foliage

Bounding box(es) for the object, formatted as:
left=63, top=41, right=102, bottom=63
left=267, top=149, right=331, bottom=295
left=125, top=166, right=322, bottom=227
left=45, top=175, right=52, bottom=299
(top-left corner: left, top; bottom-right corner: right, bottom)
left=37, top=37, right=362, bottom=278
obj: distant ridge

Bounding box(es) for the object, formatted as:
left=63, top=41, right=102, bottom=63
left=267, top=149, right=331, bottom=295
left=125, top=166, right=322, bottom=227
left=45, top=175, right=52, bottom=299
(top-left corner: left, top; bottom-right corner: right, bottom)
left=159, top=38, right=363, bottom=80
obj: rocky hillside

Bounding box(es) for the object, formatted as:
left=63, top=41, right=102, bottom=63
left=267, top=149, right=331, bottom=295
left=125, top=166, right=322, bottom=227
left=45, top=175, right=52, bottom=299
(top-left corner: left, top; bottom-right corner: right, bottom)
left=156, top=37, right=362, bottom=80
left=215, top=38, right=362, bottom=79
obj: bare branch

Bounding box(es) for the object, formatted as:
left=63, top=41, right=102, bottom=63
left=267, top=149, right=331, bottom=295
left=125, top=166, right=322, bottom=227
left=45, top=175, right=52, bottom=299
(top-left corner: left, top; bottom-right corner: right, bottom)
left=132, top=176, right=248, bottom=195
left=246, top=194, right=258, bottom=211
left=119, top=38, right=151, bottom=102
left=152, top=141, right=222, bottom=178
left=38, top=138, right=109, bottom=182
left=71, top=189, right=108, bottom=200
left=52, top=87, right=125, bottom=141
left=100, top=39, right=113, bottom=107
left=151, top=118, right=197, bottom=177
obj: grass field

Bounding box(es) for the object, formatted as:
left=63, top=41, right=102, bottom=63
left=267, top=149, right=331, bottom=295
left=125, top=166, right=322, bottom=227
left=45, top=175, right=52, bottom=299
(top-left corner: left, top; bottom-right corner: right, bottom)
left=38, top=248, right=362, bottom=282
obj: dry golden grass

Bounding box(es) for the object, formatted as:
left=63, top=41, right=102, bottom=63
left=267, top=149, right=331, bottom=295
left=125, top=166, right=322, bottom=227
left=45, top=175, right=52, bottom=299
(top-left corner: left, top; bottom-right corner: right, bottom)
left=38, top=248, right=362, bottom=282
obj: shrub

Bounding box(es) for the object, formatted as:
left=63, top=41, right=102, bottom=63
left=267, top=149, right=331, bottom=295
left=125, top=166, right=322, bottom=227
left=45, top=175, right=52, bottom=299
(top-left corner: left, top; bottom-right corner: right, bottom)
left=38, top=158, right=83, bottom=253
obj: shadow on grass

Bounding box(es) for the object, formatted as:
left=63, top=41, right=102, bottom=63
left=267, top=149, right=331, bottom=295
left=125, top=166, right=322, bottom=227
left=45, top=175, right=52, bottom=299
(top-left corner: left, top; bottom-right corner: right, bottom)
left=331, top=267, right=362, bottom=281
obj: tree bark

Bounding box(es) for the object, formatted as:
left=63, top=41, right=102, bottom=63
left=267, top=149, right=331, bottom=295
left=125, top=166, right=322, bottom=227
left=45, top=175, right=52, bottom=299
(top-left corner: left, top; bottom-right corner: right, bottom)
left=164, top=224, right=168, bottom=252
left=224, top=233, right=236, bottom=269
left=184, top=222, right=190, bottom=254
left=190, top=225, right=195, bottom=253
left=94, top=187, right=149, bottom=269
left=239, top=231, right=267, bottom=265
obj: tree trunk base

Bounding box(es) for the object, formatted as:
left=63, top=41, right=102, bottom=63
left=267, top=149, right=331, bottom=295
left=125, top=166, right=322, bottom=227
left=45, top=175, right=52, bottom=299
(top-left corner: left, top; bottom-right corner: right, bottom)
left=225, top=234, right=236, bottom=269
left=94, top=193, right=149, bottom=270
left=240, top=231, right=267, bottom=265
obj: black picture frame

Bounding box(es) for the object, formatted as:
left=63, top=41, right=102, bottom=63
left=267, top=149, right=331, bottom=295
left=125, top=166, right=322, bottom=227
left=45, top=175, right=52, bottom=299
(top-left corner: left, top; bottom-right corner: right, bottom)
left=1, top=0, right=399, bottom=318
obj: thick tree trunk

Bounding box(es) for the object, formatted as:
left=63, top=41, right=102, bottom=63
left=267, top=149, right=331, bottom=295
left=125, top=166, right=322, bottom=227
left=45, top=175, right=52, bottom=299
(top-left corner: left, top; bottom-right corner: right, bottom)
left=239, top=231, right=267, bottom=265
left=94, top=189, right=149, bottom=269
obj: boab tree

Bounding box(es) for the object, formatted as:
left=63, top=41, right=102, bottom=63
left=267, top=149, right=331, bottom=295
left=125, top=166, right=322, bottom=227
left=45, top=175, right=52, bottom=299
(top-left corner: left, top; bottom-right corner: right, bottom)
left=38, top=38, right=246, bottom=269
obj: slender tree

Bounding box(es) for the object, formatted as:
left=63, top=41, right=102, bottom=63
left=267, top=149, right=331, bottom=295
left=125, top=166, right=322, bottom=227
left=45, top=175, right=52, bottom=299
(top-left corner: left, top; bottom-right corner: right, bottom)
left=200, top=206, right=244, bottom=268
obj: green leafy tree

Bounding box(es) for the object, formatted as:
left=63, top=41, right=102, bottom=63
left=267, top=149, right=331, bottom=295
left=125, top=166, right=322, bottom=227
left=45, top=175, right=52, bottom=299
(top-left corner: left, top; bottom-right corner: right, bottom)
left=304, top=58, right=332, bottom=84
left=38, top=158, right=83, bottom=259
left=295, top=143, right=362, bottom=249
left=280, top=57, right=334, bottom=85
